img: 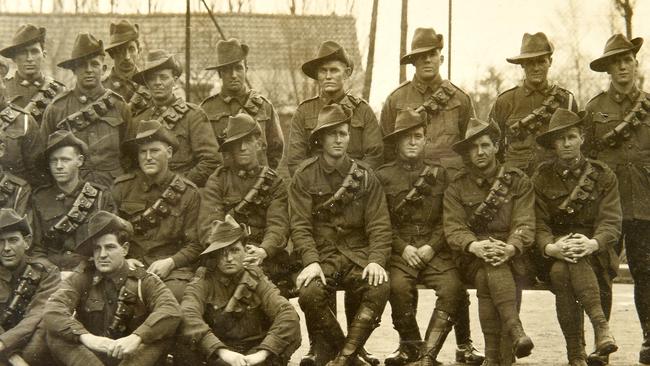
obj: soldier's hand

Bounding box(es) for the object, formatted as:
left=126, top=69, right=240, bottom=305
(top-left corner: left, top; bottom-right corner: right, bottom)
left=416, top=245, right=434, bottom=264
left=489, top=242, right=516, bottom=266
left=562, top=233, right=598, bottom=258
left=243, top=350, right=271, bottom=365
left=80, top=333, right=113, bottom=354
left=126, top=258, right=145, bottom=269
left=7, top=354, right=29, bottom=366
left=218, top=348, right=248, bottom=366
left=109, top=334, right=142, bottom=359
left=296, top=262, right=326, bottom=289
left=244, top=245, right=268, bottom=267
left=402, top=245, right=424, bottom=269
left=468, top=240, right=493, bottom=262
left=545, top=243, right=578, bottom=263
left=362, top=263, right=388, bottom=286
left=148, top=258, right=176, bottom=279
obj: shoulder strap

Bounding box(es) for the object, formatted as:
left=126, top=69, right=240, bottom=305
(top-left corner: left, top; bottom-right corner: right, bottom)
left=468, top=166, right=514, bottom=231
left=415, top=81, right=456, bottom=116
left=507, top=85, right=571, bottom=141
left=45, top=182, right=100, bottom=247
left=595, top=92, right=650, bottom=151
left=55, top=90, right=117, bottom=132
left=312, top=161, right=365, bottom=221
left=558, top=162, right=599, bottom=214
left=391, top=165, right=438, bottom=222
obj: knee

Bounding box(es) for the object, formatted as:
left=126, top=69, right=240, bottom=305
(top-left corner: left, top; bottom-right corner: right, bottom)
left=434, top=278, right=464, bottom=311
left=549, top=261, right=570, bottom=286
left=474, top=268, right=489, bottom=298
left=298, top=280, right=328, bottom=311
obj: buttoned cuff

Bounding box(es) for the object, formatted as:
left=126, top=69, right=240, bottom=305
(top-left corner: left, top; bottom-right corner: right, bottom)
left=171, top=253, right=190, bottom=269
left=368, top=255, right=386, bottom=268
left=393, top=237, right=409, bottom=255
left=199, top=332, right=225, bottom=357
left=301, top=250, right=320, bottom=267
left=462, top=237, right=478, bottom=253
left=258, top=334, right=289, bottom=356
left=133, top=325, right=153, bottom=344
left=592, top=235, right=608, bottom=253
left=507, top=238, right=524, bottom=255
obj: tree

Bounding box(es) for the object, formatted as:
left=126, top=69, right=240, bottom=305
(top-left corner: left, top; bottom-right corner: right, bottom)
left=399, top=0, right=408, bottom=83
left=362, top=0, right=378, bottom=100
left=613, top=0, right=635, bottom=39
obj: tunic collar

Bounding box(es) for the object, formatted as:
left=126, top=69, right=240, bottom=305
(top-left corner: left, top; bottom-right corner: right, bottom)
left=413, top=73, right=442, bottom=94
left=73, top=84, right=106, bottom=104
left=138, top=170, right=174, bottom=192
left=221, top=87, right=250, bottom=104
left=15, top=72, right=45, bottom=87
left=319, top=154, right=352, bottom=177
left=607, top=83, right=640, bottom=104
left=553, top=156, right=587, bottom=179
left=398, top=157, right=424, bottom=172
left=523, top=79, right=551, bottom=96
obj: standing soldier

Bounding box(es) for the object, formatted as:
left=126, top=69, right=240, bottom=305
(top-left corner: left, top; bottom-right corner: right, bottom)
left=380, top=27, right=483, bottom=364
left=290, top=104, right=391, bottom=366
left=31, top=130, right=115, bottom=273
left=490, top=32, right=578, bottom=175
left=41, top=33, right=132, bottom=187
left=533, top=109, right=620, bottom=366
left=288, top=40, right=383, bottom=176
left=199, top=113, right=294, bottom=296
left=201, top=38, right=284, bottom=169
left=1, top=24, right=66, bottom=125
left=180, top=215, right=301, bottom=366
left=584, top=33, right=650, bottom=366
left=444, top=118, right=535, bottom=365
left=0, top=208, right=60, bottom=365
left=376, top=109, right=464, bottom=366
left=44, top=210, right=181, bottom=366
left=113, top=120, right=202, bottom=301
left=103, top=19, right=152, bottom=117
left=131, top=50, right=221, bottom=187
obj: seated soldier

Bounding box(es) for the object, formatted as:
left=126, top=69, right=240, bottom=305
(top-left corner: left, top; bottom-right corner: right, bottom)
left=200, top=113, right=294, bottom=297
left=289, top=104, right=392, bottom=366
left=44, top=210, right=181, bottom=366
left=0, top=208, right=60, bottom=365
left=443, top=118, right=535, bottom=365
left=180, top=215, right=301, bottom=365
left=533, top=109, right=619, bottom=366
left=113, top=120, right=202, bottom=301
left=376, top=110, right=464, bottom=366
left=31, top=130, right=115, bottom=273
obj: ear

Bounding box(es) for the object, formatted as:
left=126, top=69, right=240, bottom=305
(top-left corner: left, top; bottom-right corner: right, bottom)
left=166, top=144, right=173, bottom=158
left=102, top=64, right=107, bottom=73
left=77, top=154, right=85, bottom=167
left=42, top=49, right=48, bottom=59
left=440, top=54, right=445, bottom=64
left=548, top=56, right=553, bottom=66
left=24, top=235, right=33, bottom=251
left=344, top=66, right=352, bottom=79
left=121, top=242, right=130, bottom=256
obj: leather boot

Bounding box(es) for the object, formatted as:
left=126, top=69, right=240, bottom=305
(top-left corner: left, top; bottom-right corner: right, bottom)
left=305, top=304, right=345, bottom=366
left=569, top=359, right=588, bottom=366
left=455, top=297, right=485, bottom=365
left=481, top=331, right=501, bottom=366
left=509, top=323, right=534, bottom=359
left=344, top=292, right=380, bottom=366
left=585, top=354, right=608, bottom=366
left=327, top=306, right=379, bottom=366
left=385, top=339, right=422, bottom=366
left=593, top=324, right=617, bottom=357
left=300, top=341, right=317, bottom=366
left=640, top=328, right=650, bottom=364
left=404, top=310, right=454, bottom=366
left=456, top=342, right=486, bottom=365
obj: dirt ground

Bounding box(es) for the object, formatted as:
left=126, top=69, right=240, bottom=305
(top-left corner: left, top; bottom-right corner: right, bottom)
left=288, top=284, right=643, bottom=366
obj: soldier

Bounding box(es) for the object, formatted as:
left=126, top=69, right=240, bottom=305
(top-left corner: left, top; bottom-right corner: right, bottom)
left=380, top=27, right=482, bottom=364
left=43, top=210, right=181, bottom=366
left=288, top=40, right=383, bottom=176
left=31, top=130, right=115, bottom=272
left=0, top=24, right=66, bottom=125
left=113, top=119, right=202, bottom=301
left=0, top=208, right=60, bottom=365
left=180, top=215, right=301, bottom=365
left=199, top=113, right=294, bottom=296
left=103, top=20, right=152, bottom=116
left=583, top=33, right=650, bottom=366
left=201, top=38, right=284, bottom=170
left=443, top=118, right=535, bottom=365
left=376, top=109, right=464, bottom=366
left=41, top=33, right=132, bottom=188
left=533, top=109, right=620, bottom=366
left=131, top=49, right=221, bottom=187
left=490, top=32, right=578, bottom=175
left=290, top=104, right=391, bottom=366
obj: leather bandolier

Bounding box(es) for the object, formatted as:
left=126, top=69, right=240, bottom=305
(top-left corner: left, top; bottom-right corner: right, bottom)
left=0, top=173, right=26, bottom=210
left=0, top=263, right=45, bottom=331
left=507, top=85, right=571, bottom=142
left=130, top=175, right=187, bottom=235
left=313, top=162, right=366, bottom=226
left=558, top=164, right=599, bottom=215
left=468, top=166, right=514, bottom=232
left=155, top=98, right=190, bottom=129
left=129, top=85, right=152, bottom=117
left=0, top=104, right=25, bottom=136
left=107, top=268, right=147, bottom=339
left=415, top=82, right=456, bottom=117
left=391, top=165, right=438, bottom=224
left=21, top=78, right=66, bottom=122
left=55, top=90, right=121, bottom=132
left=593, top=92, right=650, bottom=152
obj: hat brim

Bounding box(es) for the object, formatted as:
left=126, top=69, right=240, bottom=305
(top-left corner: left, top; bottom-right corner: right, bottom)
left=536, top=112, right=587, bottom=149
left=123, top=128, right=180, bottom=151
left=506, top=50, right=554, bottom=64
left=309, top=118, right=351, bottom=144
left=302, top=49, right=353, bottom=79
left=105, top=35, right=139, bottom=53
left=132, top=58, right=180, bottom=85
left=451, top=124, right=499, bottom=154
left=0, top=218, right=32, bottom=237
left=205, top=44, right=250, bottom=71
left=200, top=233, right=242, bottom=256
left=218, top=126, right=261, bottom=152
left=400, top=45, right=440, bottom=65
left=383, top=122, right=425, bottom=142
left=57, top=49, right=105, bottom=70
left=0, top=28, right=46, bottom=58
left=590, top=37, right=643, bottom=72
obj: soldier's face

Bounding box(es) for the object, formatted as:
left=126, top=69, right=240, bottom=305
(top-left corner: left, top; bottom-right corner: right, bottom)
left=145, top=68, right=177, bottom=102
left=607, top=52, right=637, bottom=86
left=111, top=40, right=139, bottom=75
left=231, top=134, right=261, bottom=168
left=73, top=55, right=105, bottom=90
left=413, top=50, right=443, bottom=81
left=219, top=61, right=247, bottom=95
left=49, top=146, right=84, bottom=186
left=0, top=231, right=30, bottom=270
left=138, top=141, right=172, bottom=177
left=216, top=242, right=245, bottom=276
left=317, top=60, right=350, bottom=95
left=13, top=42, right=45, bottom=79
left=93, top=233, right=128, bottom=274
left=320, top=123, right=350, bottom=159
left=397, top=126, right=426, bottom=160
left=521, top=55, right=551, bottom=86
left=468, top=135, right=498, bottom=170
left=553, top=127, right=584, bottom=162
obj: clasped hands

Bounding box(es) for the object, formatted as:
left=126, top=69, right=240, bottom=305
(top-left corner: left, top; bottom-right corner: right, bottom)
left=469, top=237, right=516, bottom=266
left=80, top=333, right=141, bottom=360
left=544, top=233, right=599, bottom=263
left=401, top=245, right=434, bottom=270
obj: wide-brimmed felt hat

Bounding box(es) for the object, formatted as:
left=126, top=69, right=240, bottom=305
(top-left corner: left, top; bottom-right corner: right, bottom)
left=201, top=215, right=247, bottom=256
left=301, top=40, right=353, bottom=80
left=75, top=211, right=133, bottom=257
left=0, top=209, right=31, bottom=237
left=383, top=109, right=426, bottom=141
left=451, top=118, right=501, bottom=154
left=400, top=28, right=444, bottom=65
left=205, top=38, right=249, bottom=70
left=309, top=104, right=352, bottom=145
left=123, top=120, right=179, bottom=151
left=0, top=24, right=46, bottom=58
left=506, top=32, right=554, bottom=64
left=590, top=33, right=644, bottom=72
left=105, top=19, right=139, bottom=52
left=44, top=130, right=88, bottom=159
left=132, top=49, right=182, bottom=85
left=219, top=113, right=262, bottom=152
left=57, top=33, right=104, bottom=70
left=536, top=109, right=587, bottom=149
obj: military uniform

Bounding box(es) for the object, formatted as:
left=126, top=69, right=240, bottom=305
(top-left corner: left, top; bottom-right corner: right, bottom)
left=5, top=73, right=66, bottom=125
left=287, top=93, right=383, bottom=176
left=201, top=90, right=284, bottom=169
left=0, top=170, right=30, bottom=217
left=31, top=180, right=115, bottom=271
left=0, top=256, right=60, bottom=365
left=112, top=170, right=202, bottom=301
left=103, top=68, right=152, bottom=117
left=180, top=266, right=301, bottom=365
left=44, top=261, right=181, bottom=366
left=0, top=102, right=44, bottom=186
left=489, top=81, right=578, bottom=174
left=133, top=97, right=221, bottom=187
left=41, top=87, right=132, bottom=187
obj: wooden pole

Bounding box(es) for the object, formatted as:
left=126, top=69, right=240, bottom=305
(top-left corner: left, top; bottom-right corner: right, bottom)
left=448, top=0, right=452, bottom=80
left=363, top=0, right=379, bottom=100
left=185, top=0, right=191, bottom=102
left=399, top=0, right=408, bottom=83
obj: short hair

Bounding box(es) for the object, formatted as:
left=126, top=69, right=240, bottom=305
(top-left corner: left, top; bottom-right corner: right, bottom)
left=93, top=229, right=130, bottom=248
left=106, top=39, right=140, bottom=58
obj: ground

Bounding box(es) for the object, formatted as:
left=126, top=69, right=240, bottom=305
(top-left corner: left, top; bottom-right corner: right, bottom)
left=288, top=284, right=643, bottom=366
